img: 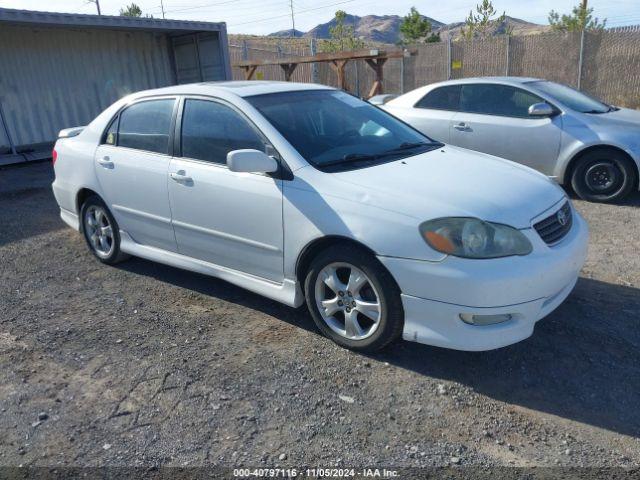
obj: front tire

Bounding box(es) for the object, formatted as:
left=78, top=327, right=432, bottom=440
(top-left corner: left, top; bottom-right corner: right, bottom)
left=570, top=149, right=637, bottom=202
left=304, top=244, right=403, bottom=352
left=80, top=195, right=129, bottom=265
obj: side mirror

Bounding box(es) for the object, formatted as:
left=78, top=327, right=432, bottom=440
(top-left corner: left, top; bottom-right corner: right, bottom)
left=528, top=102, right=555, bottom=117
left=227, top=149, right=278, bottom=174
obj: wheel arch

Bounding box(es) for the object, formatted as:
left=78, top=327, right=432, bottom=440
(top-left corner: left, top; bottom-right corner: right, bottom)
left=76, top=187, right=101, bottom=214
left=562, top=144, right=640, bottom=188
left=296, top=236, right=382, bottom=292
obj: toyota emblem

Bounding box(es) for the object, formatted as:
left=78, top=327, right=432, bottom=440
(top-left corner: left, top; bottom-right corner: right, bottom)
left=557, top=209, right=568, bottom=226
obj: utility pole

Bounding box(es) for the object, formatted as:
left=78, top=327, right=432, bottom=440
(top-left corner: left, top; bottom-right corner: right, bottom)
left=160, top=0, right=166, bottom=18
left=289, top=0, right=296, bottom=37
left=92, top=0, right=101, bottom=15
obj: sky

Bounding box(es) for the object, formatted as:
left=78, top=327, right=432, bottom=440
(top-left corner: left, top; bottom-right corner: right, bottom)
left=2, top=0, right=639, bottom=35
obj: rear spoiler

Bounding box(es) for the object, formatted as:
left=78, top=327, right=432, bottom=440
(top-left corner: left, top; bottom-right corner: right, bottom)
left=58, top=126, right=85, bottom=139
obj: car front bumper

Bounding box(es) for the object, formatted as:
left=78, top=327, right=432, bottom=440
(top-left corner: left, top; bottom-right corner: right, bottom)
left=378, top=209, right=589, bottom=351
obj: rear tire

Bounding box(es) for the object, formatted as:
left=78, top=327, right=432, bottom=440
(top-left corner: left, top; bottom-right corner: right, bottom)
left=570, top=149, right=637, bottom=203
left=80, top=195, right=130, bottom=265
left=304, top=244, right=403, bottom=352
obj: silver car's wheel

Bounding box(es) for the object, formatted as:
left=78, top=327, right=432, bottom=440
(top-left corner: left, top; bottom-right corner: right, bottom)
left=571, top=149, right=637, bottom=203
left=84, top=205, right=114, bottom=259
left=314, top=262, right=382, bottom=340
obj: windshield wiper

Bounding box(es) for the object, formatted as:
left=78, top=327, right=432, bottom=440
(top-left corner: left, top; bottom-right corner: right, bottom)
left=319, top=153, right=380, bottom=167
left=384, top=141, right=442, bottom=153
left=319, top=141, right=443, bottom=169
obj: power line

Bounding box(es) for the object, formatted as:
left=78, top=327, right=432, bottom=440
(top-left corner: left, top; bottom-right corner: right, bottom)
left=158, top=0, right=252, bottom=14
left=228, top=0, right=355, bottom=26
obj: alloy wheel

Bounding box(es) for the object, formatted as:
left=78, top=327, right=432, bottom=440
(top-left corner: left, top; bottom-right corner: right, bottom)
left=84, top=205, right=114, bottom=258
left=314, top=262, right=382, bottom=340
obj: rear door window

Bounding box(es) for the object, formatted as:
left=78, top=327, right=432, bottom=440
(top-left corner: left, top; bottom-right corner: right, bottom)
left=415, top=85, right=461, bottom=111
left=459, top=84, right=544, bottom=118
left=117, top=99, right=175, bottom=154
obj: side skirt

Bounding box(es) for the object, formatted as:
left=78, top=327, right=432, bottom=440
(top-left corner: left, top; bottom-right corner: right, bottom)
left=119, top=231, right=304, bottom=308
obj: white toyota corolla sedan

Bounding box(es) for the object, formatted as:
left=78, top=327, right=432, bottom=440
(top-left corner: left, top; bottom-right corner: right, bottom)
left=52, top=81, right=588, bottom=352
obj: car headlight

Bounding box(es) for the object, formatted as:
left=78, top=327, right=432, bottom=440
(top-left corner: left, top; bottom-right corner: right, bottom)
left=419, top=218, right=532, bottom=259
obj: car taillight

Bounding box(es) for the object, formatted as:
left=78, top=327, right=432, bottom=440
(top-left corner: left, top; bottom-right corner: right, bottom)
left=52, top=148, right=57, bottom=166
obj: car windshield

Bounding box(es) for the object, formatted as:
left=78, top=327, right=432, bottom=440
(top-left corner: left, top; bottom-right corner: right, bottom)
left=526, top=80, right=613, bottom=114
left=246, top=90, right=441, bottom=171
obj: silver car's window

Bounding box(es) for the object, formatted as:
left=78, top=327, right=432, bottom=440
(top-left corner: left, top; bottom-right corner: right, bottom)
left=118, top=99, right=175, bottom=154
left=459, top=84, right=545, bottom=118
left=180, top=99, right=266, bottom=165
left=415, top=85, right=461, bottom=111
left=526, top=80, right=610, bottom=113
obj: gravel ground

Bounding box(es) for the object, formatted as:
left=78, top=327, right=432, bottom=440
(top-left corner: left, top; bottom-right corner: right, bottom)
left=1, top=162, right=639, bottom=474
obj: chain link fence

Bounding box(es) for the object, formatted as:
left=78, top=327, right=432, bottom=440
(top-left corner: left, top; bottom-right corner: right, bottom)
left=229, top=27, right=640, bottom=108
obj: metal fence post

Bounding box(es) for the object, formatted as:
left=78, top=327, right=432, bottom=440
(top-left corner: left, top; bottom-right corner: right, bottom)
left=310, top=37, right=319, bottom=84
left=577, top=29, right=585, bottom=89
left=356, top=62, right=361, bottom=97
left=400, top=53, right=405, bottom=94
left=505, top=35, right=510, bottom=76
left=242, top=39, right=248, bottom=61
left=447, top=37, right=452, bottom=80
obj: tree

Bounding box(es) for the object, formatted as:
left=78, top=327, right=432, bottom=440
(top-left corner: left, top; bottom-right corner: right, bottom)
left=119, top=3, right=142, bottom=17
left=400, top=7, right=437, bottom=44
left=425, top=32, right=441, bottom=43
left=321, top=10, right=365, bottom=52
left=548, top=1, right=606, bottom=32
left=461, top=0, right=508, bottom=40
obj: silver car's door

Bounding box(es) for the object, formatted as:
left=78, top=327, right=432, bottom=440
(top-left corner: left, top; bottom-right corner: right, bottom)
left=94, top=97, right=178, bottom=252
left=388, top=85, right=461, bottom=142
left=449, top=83, right=562, bottom=175
left=167, top=97, right=284, bottom=283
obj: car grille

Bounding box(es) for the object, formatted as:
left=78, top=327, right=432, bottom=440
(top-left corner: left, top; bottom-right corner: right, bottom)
left=533, top=201, right=573, bottom=245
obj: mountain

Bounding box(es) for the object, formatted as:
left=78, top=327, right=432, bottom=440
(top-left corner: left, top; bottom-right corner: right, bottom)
left=268, top=29, right=305, bottom=38
left=436, top=16, right=550, bottom=40
left=302, top=13, right=444, bottom=44
left=267, top=14, right=548, bottom=43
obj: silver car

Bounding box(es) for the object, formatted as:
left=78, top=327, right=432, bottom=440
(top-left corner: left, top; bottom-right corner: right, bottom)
left=380, top=77, right=640, bottom=202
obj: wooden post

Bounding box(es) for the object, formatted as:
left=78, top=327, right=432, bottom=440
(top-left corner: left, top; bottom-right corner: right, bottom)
left=280, top=63, right=298, bottom=81
left=243, top=65, right=258, bottom=80
left=330, top=59, right=349, bottom=91
left=365, top=57, right=387, bottom=98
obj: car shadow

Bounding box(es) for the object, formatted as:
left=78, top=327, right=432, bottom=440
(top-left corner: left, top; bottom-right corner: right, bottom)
left=564, top=185, right=640, bottom=207
left=369, top=277, right=640, bottom=439
left=0, top=162, right=66, bottom=247
left=116, top=258, right=640, bottom=439
left=116, top=256, right=318, bottom=335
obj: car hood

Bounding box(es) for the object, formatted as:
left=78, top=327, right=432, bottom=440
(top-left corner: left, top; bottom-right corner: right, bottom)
left=303, top=145, right=566, bottom=229
left=583, top=107, right=640, bottom=128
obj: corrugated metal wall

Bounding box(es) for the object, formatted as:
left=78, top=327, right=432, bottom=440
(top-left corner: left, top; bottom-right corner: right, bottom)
left=0, top=24, right=175, bottom=149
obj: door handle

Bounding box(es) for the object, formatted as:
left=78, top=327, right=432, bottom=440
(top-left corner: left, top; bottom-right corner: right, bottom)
left=453, top=122, right=469, bottom=131
left=170, top=171, right=193, bottom=183
left=97, top=156, right=114, bottom=168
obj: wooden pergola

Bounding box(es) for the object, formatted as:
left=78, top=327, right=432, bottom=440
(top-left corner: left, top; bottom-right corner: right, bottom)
left=233, top=48, right=415, bottom=98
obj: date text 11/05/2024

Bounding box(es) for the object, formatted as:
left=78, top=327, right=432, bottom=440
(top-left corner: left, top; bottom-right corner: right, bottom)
left=233, top=468, right=399, bottom=477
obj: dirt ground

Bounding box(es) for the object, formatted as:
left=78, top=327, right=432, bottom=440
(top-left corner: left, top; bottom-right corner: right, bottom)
left=1, top=162, right=639, bottom=474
